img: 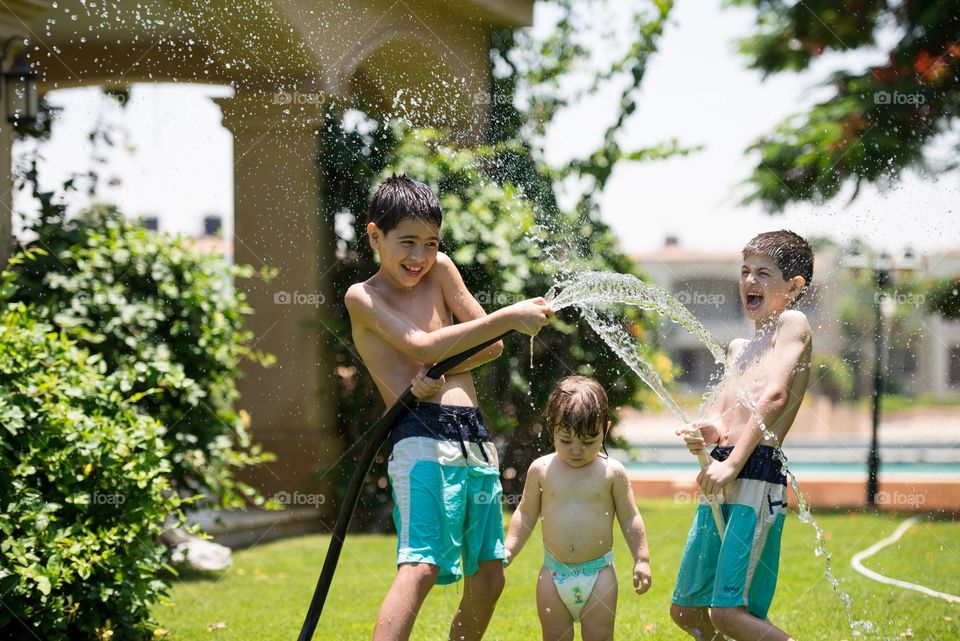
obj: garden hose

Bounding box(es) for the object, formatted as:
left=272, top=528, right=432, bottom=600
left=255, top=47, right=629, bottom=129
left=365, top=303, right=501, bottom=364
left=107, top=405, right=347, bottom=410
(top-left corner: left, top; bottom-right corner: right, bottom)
left=296, top=330, right=515, bottom=641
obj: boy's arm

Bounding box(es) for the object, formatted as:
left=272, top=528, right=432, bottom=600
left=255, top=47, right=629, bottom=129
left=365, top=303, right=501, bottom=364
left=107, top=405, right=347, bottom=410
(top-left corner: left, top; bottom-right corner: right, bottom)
left=611, top=461, right=652, bottom=595
left=344, top=282, right=550, bottom=364
left=434, top=254, right=504, bottom=374
left=504, top=461, right=544, bottom=565
left=677, top=339, right=744, bottom=455
left=699, top=312, right=811, bottom=494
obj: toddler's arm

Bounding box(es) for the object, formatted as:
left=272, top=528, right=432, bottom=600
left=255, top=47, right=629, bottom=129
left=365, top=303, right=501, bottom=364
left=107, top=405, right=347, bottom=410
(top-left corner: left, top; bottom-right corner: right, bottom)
left=611, top=461, right=651, bottom=595
left=504, top=460, right=544, bottom=566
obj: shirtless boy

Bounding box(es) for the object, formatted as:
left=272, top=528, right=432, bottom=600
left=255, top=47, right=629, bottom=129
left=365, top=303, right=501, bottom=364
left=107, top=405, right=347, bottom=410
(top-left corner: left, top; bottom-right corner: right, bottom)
left=344, top=175, right=553, bottom=641
left=670, top=230, right=814, bottom=641
left=504, top=376, right=652, bottom=641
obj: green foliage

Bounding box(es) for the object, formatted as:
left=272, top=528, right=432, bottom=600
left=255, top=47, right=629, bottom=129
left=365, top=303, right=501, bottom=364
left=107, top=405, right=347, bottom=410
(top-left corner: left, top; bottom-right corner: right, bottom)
left=4, top=167, right=275, bottom=510
left=731, top=0, right=960, bottom=210
left=927, top=278, right=960, bottom=319
left=489, top=0, right=699, bottom=216
left=810, top=353, right=854, bottom=401
left=0, top=301, right=184, bottom=639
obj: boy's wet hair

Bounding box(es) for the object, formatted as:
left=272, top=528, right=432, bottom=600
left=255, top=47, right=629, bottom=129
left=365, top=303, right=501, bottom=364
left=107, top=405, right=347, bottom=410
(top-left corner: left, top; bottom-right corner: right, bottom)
left=544, top=376, right=609, bottom=440
left=742, top=230, right=814, bottom=302
left=367, top=174, right=442, bottom=235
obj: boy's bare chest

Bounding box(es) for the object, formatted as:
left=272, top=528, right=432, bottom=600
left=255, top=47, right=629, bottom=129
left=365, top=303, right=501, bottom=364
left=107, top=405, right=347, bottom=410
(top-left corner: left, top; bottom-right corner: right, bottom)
left=381, top=287, right=451, bottom=332
left=543, top=469, right=610, bottom=504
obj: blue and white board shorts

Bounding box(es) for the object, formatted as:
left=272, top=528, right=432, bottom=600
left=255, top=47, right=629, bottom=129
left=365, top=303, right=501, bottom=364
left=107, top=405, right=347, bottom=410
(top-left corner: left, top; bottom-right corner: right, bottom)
left=672, top=445, right=788, bottom=619
left=387, top=402, right=505, bottom=585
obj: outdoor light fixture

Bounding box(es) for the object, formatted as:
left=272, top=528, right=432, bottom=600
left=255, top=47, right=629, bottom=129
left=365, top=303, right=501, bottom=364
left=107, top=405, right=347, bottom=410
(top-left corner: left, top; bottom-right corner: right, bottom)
left=1, top=36, right=38, bottom=126
left=844, top=246, right=919, bottom=507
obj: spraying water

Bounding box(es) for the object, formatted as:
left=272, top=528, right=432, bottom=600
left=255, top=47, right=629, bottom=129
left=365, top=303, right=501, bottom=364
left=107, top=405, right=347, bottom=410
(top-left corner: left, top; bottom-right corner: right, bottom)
left=737, top=390, right=874, bottom=636
left=550, top=270, right=878, bottom=638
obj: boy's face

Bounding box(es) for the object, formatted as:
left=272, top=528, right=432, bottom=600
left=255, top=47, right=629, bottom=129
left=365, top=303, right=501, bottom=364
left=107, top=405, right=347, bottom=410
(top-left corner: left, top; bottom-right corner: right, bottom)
left=367, top=218, right=440, bottom=289
left=552, top=424, right=607, bottom=468
left=739, top=252, right=805, bottom=323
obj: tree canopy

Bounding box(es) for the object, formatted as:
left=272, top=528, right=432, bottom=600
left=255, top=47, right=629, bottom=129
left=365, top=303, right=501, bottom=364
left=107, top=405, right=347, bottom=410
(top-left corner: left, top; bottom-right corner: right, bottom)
left=731, top=0, right=960, bottom=211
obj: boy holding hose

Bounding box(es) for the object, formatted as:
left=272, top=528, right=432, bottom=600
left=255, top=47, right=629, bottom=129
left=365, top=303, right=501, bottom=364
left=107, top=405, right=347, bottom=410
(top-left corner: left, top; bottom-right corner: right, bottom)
left=670, top=230, right=813, bottom=641
left=345, top=175, right=552, bottom=641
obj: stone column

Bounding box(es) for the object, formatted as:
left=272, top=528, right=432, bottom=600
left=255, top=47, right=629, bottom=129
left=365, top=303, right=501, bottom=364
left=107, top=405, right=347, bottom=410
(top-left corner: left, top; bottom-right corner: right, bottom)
left=0, top=118, right=10, bottom=269
left=215, top=90, right=340, bottom=510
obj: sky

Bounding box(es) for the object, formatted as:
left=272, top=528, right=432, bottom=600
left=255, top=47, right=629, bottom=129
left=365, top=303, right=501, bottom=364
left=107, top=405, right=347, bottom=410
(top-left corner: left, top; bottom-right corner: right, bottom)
left=14, top=0, right=959, bottom=259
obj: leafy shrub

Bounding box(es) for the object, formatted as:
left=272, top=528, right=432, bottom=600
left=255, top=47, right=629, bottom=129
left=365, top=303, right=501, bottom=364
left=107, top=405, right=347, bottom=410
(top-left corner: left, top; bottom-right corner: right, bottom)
left=4, top=169, right=275, bottom=509
left=0, top=301, right=184, bottom=639
left=810, top=353, right=855, bottom=402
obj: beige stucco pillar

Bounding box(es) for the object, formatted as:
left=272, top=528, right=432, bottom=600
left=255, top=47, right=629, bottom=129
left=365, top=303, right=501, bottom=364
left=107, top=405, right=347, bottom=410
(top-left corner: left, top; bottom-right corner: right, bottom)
left=0, top=117, right=10, bottom=269
left=215, top=90, right=339, bottom=507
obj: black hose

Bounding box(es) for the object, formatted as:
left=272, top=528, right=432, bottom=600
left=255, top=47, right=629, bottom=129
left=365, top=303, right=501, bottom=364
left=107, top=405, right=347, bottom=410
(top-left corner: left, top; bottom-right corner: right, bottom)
left=296, top=330, right=515, bottom=641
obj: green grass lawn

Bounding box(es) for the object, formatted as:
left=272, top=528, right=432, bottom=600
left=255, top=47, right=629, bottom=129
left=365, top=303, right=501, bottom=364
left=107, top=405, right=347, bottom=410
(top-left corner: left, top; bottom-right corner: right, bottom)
left=153, top=500, right=960, bottom=640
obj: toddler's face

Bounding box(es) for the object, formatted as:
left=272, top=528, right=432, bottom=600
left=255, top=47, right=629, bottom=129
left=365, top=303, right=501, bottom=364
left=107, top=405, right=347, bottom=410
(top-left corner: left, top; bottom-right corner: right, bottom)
left=553, top=427, right=604, bottom=468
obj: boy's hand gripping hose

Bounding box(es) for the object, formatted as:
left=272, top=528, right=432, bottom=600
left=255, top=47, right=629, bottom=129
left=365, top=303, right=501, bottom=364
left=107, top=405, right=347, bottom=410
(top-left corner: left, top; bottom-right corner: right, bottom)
left=690, top=428, right=726, bottom=539
left=296, top=331, right=515, bottom=641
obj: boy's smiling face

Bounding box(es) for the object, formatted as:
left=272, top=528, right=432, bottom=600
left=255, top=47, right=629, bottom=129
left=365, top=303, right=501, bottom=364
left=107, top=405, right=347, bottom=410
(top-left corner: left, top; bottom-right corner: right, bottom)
left=739, top=252, right=805, bottom=324
left=368, top=218, right=440, bottom=289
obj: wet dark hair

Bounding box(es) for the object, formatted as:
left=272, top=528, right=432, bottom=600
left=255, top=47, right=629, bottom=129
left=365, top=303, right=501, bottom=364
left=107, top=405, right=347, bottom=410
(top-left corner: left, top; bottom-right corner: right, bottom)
left=544, top=376, right=609, bottom=440
left=742, top=230, right=814, bottom=302
left=367, top=174, right=442, bottom=235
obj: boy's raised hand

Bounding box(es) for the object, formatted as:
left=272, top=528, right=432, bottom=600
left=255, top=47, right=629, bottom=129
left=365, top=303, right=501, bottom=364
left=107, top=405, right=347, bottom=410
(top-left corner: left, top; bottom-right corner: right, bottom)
left=410, top=365, right=444, bottom=400
left=633, top=559, right=652, bottom=595
left=675, top=422, right=719, bottom=455
left=505, top=297, right=554, bottom=336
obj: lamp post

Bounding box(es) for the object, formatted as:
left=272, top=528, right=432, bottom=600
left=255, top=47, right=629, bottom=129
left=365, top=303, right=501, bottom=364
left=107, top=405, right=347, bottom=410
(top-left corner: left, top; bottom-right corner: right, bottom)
left=1, top=36, right=38, bottom=127
left=845, top=247, right=918, bottom=507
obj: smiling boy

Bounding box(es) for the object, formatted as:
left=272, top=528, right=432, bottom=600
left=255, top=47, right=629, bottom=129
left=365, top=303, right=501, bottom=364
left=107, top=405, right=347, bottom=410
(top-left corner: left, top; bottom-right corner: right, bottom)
left=670, top=230, right=813, bottom=641
left=344, top=175, right=553, bottom=641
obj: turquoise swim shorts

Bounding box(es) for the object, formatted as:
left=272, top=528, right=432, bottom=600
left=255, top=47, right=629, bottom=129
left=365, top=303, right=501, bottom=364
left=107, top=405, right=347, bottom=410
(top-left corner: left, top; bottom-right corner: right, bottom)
left=387, top=402, right=505, bottom=585
left=672, top=445, right=788, bottom=619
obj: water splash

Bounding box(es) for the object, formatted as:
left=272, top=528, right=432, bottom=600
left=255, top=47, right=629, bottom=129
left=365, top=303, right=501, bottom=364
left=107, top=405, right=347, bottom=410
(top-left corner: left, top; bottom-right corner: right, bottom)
left=548, top=271, right=726, bottom=364
left=551, top=270, right=878, bottom=638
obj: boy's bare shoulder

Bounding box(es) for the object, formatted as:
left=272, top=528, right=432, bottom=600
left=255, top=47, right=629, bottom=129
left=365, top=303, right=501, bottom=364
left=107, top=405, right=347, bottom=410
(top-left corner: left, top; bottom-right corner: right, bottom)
left=432, top=252, right=467, bottom=287
left=344, top=280, right=378, bottom=318
left=530, top=453, right=554, bottom=471
left=778, top=309, right=812, bottom=343
left=604, top=456, right=629, bottom=480
left=526, top=454, right=554, bottom=482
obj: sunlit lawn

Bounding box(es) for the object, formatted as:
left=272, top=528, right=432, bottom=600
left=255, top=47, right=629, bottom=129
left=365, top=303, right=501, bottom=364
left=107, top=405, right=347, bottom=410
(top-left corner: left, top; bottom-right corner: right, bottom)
left=153, top=500, right=960, bottom=640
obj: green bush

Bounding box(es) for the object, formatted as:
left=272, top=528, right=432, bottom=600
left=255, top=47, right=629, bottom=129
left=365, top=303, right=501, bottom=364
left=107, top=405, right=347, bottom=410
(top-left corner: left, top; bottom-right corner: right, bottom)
left=4, top=176, right=274, bottom=509
left=810, top=353, right=855, bottom=402
left=0, top=301, right=184, bottom=639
